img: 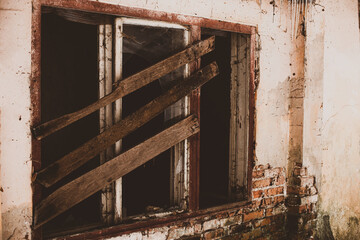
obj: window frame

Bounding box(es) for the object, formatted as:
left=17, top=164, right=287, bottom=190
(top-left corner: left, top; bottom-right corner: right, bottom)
left=30, top=1, right=256, bottom=239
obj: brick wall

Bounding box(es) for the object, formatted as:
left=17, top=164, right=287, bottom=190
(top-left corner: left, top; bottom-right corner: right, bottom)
left=104, top=165, right=288, bottom=240
left=61, top=165, right=318, bottom=240
left=286, top=165, right=318, bottom=240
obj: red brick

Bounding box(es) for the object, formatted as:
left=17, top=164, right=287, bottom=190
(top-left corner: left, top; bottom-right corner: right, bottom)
left=243, top=210, right=264, bottom=222
left=265, top=208, right=273, bottom=217
left=264, top=168, right=282, bottom=178
left=274, top=175, right=285, bottom=185
left=261, top=197, right=272, bottom=206
left=294, top=176, right=314, bottom=187
left=264, top=186, right=284, bottom=197
left=252, top=170, right=265, bottom=178
left=253, top=190, right=263, bottom=199
left=254, top=217, right=272, bottom=228
left=253, top=178, right=271, bottom=189
left=203, top=228, right=225, bottom=240
left=251, top=199, right=262, bottom=208
left=273, top=196, right=285, bottom=204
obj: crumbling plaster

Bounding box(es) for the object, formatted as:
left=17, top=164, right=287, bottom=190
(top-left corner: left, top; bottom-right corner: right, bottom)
left=0, top=0, right=33, bottom=239
left=0, top=0, right=293, bottom=238
left=303, top=0, right=360, bottom=238
left=0, top=0, right=359, bottom=239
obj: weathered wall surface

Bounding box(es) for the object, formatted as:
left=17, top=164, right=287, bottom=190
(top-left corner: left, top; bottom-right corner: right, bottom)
left=57, top=165, right=287, bottom=240
left=304, top=0, right=360, bottom=238
left=0, top=0, right=358, bottom=239
left=0, top=0, right=293, bottom=239
left=0, top=0, right=33, bottom=239
left=312, top=0, right=360, bottom=238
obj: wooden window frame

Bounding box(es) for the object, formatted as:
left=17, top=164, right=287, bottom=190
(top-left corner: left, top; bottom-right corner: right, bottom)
left=30, top=1, right=256, bottom=239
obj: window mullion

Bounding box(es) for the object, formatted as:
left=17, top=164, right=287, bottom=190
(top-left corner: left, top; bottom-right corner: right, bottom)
left=113, top=17, right=124, bottom=223
left=99, top=23, right=115, bottom=224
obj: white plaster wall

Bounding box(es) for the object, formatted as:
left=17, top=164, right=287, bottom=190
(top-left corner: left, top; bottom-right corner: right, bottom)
left=319, top=0, right=360, bottom=237
left=0, top=0, right=33, bottom=239
left=98, top=0, right=292, bottom=168
left=0, top=0, right=308, bottom=238
left=303, top=3, right=326, bottom=190
left=304, top=0, right=360, bottom=237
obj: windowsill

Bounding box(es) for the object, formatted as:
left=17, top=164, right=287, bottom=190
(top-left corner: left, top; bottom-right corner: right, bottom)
left=49, top=200, right=251, bottom=240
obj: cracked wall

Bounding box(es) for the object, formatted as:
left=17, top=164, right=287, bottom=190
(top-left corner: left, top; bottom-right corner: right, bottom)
left=0, top=0, right=359, bottom=239
left=303, top=0, right=360, bottom=238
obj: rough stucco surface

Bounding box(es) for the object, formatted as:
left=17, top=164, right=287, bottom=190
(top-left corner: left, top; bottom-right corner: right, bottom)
left=0, top=0, right=359, bottom=239
left=304, top=0, right=360, bottom=238
left=316, top=0, right=360, bottom=238
left=0, top=0, right=33, bottom=239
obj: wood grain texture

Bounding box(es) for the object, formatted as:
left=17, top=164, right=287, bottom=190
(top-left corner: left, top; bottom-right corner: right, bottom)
left=35, top=62, right=219, bottom=188
left=34, top=115, right=200, bottom=229
left=32, top=36, right=215, bottom=140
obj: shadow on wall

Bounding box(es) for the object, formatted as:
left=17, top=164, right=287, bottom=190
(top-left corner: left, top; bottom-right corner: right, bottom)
left=316, top=215, right=360, bottom=240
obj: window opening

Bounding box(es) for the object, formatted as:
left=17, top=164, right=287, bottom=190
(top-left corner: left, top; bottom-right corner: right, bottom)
left=41, top=12, right=101, bottom=235
left=34, top=7, right=252, bottom=238
left=97, top=18, right=190, bottom=221
left=200, top=29, right=250, bottom=209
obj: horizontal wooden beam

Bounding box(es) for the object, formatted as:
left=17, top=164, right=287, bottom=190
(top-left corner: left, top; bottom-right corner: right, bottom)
left=32, top=36, right=215, bottom=140
left=34, top=115, right=200, bottom=229
left=35, top=62, right=219, bottom=188
left=40, top=0, right=254, bottom=34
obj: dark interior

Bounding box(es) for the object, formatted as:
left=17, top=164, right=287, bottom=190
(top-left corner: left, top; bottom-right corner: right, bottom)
left=200, top=31, right=232, bottom=209
left=121, top=25, right=185, bottom=217
left=41, top=11, right=187, bottom=235
left=41, top=7, right=235, bottom=235
left=41, top=13, right=101, bottom=235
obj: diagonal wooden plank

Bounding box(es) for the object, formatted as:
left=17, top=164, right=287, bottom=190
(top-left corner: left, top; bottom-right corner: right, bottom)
left=34, top=115, right=200, bottom=229
left=32, top=36, right=215, bottom=140
left=35, top=62, right=219, bottom=188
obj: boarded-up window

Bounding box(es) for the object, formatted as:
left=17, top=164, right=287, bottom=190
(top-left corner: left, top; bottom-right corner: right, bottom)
left=33, top=7, right=252, bottom=238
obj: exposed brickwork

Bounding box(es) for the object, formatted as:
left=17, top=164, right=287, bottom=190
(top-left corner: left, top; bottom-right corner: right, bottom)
left=62, top=165, right=318, bottom=240
left=171, top=164, right=288, bottom=239
left=286, top=165, right=318, bottom=240
left=90, top=165, right=288, bottom=240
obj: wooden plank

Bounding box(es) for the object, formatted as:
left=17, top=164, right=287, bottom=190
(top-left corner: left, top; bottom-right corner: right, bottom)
left=34, top=115, right=200, bottom=229
left=41, top=0, right=253, bottom=34
left=35, top=62, right=219, bottom=188
left=228, top=33, right=250, bottom=201
left=32, top=36, right=215, bottom=140
left=247, top=28, right=256, bottom=199
left=188, top=25, right=201, bottom=211
left=228, top=32, right=238, bottom=200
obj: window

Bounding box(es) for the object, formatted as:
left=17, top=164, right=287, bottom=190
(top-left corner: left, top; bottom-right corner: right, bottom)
left=31, top=4, right=254, bottom=238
